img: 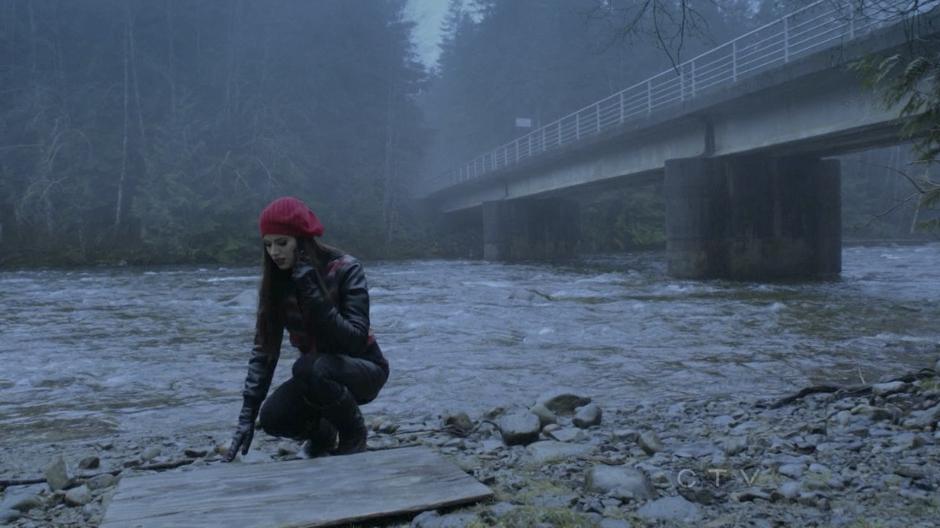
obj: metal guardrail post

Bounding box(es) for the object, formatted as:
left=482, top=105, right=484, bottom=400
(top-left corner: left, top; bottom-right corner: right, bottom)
left=690, top=60, right=696, bottom=99
left=732, top=41, right=738, bottom=82
left=849, top=5, right=856, bottom=38
left=619, top=91, right=624, bottom=122
left=646, top=79, right=652, bottom=115
left=557, top=121, right=562, bottom=146
left=783, top=16, right=790, bottom=62
left=595, top=104, right=600, bottom=132
left=576, top=113, right=581, bottom=140
left=680, top=68, right=685, bottom=101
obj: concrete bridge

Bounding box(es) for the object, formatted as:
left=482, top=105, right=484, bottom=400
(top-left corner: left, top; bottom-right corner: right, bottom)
left=419, top=1, right=940, bottom=280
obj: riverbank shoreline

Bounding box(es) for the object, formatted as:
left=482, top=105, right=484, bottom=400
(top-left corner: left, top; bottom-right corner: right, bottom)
left=3, top=359, right=938, bottom=527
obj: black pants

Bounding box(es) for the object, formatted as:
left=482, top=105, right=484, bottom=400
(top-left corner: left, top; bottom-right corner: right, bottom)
left=258, top=353, right=387, bottom=440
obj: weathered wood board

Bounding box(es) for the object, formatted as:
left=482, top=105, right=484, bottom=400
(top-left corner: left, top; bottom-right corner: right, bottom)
left=100, top=446, right=493, bottom=528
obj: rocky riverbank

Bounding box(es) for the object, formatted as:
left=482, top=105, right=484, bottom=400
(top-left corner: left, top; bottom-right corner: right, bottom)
left=2, top=359, right=939, bottom=527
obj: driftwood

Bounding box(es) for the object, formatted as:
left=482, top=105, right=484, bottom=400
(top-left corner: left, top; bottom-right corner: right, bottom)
left=767, top=367, right=936, bottom=409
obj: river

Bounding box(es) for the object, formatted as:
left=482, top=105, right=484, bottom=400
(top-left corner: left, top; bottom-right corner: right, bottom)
left=1, top=244, right=938, bottom=470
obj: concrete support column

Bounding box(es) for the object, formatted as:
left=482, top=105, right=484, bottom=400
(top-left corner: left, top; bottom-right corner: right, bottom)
left=665, top=155, right=840, bottom=280
left=482, top=198, right=580, bottom=261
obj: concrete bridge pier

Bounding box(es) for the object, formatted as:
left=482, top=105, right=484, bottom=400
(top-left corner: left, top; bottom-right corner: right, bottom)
left=482, top=198, right=580, bottom=261
left=665, top=155, right=841, bottom=280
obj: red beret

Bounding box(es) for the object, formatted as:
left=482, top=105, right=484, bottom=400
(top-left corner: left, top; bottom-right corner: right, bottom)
left=258, top=197, right=324, bottom=238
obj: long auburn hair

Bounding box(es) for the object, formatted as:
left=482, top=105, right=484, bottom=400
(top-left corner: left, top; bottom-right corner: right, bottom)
left=255, top=237, right=343, bottom=343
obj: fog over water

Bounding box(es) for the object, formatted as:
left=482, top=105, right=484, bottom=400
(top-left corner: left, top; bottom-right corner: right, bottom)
left=2, top=245, right=938, bottom=456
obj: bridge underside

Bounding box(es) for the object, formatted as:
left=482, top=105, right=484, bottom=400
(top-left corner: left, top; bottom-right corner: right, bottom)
left=665, top=155, right=841, bottom=280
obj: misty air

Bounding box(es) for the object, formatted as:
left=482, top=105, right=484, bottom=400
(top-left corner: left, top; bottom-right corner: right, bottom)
left=1, top=1, right=939, bottom=527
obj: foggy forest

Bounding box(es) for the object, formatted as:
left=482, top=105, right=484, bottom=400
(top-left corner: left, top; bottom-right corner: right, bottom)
left=1, top=1, right=940, bottom=527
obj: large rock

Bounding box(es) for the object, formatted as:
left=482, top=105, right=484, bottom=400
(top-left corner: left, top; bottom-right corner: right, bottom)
left=638, top=432, right=664, bottom=455
left=64, top=485, right=92, bottom=507
left=498, top=412, right=541, bottom=446
left=78, top=456, right=100, bottom=470
left=573, top=404, right=602, bottom=428
left=535, top=389, right=591, bottom=415
left=585, top=465, right=656, bottom=500
left=526, top=441, right=594, bottom=465
left=44, top=456, right=71, bottom=491
left=0, top=484, right=45, bottom=512
left=529, top=403, right=557, bottom=427
left=636, top=496, right=702, bottom=523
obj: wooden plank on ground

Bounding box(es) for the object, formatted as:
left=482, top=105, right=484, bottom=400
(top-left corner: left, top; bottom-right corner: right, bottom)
left=100, top=446, right=493, bottom=528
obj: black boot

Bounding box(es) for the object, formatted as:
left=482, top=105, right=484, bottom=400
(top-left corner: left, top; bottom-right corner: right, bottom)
left=321, top=387, right=367, bottom=455
left=300, top=416, right=337, bottom=458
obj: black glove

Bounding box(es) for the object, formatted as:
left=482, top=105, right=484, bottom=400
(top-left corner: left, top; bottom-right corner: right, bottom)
left=291, top=249, right=330, bottom=318
left=223, top=400, right=259, bottom=462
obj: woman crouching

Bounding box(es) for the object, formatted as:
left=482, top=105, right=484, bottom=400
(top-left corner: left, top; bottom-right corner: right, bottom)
left=224, top=196, right=389, bottom=461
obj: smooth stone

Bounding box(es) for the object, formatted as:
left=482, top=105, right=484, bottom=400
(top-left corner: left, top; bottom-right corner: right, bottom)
left=833, top=410, right=852, bottom=426
left=872, top=381, right=908, bottom=396
left=140, top=446, right=161, bottom=462
left=485, top=502, right=517, bottom=519
left=529, top=403, right=557, bottom=427
left=637, top=431, right=664, bottom=455
left=850, top=404, right=891, bottom=421
left=730, top=488, right=772, bottom=502
left=902, top=404, right=940, bottom=429
left=777, top=481, right=801, bottom=500
left=412, top=510, right=482, bottom=528
left=573, top=403, right=602, bottom=428
left=890, top=432, right=925, bottom=451
left=443, top=412, right=474, bottom=436
left=498, top=412, right=541, bottom=446
left=529, top=493, right=578, bottom=509
left=526, top=441, right=593, bottom=464
left=0, top=509, right=21, bottom=524
left=614, top=429, right=639, bottom=442
left=778, top=464, right=805, bottom=479
left=722, top=436, right=748, bottom=456
left=1, top=484, right=45, bottom=512
left=44, top=456, right=71, bottom=491
left=535, top=389, right=591, bottom=415
left=584, top=464, right=656, bottom=500
left=78, top=456, right=100, bottom=470
left=480, top=439, right=503, bottom=453
left=545, top=427, right=586, bottom=443
left=895, top=465, right=928, bottom=479
left=674, top=441, right=717, bottom=459
left=636, top=496, right=702, bottom=523
left=64, top=485, right=92, bottom=507
left=85, top=474, right=117, bottom=491
left=184, top=448, right=208, bottom=458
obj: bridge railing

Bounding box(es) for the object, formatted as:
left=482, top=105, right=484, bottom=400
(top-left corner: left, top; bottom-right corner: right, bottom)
left=422, top=0, right=935, bottom=197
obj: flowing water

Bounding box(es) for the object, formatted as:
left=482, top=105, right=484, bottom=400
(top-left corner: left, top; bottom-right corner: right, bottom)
left=1, top=244, right=939, bottom=462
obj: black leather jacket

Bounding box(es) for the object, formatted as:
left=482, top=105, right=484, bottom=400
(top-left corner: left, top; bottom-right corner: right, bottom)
left=240, top=253, right=388, bottom=408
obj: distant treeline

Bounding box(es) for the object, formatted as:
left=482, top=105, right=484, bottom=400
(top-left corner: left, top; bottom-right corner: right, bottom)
left=1, top=0, right=933, bottom=267
left=0, top=0, right=430, bottom=266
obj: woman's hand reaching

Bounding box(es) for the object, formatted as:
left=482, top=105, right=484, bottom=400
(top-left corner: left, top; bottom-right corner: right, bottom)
left=223, top=403, right=259, bottom=462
